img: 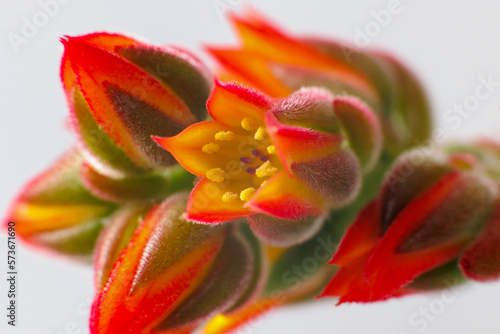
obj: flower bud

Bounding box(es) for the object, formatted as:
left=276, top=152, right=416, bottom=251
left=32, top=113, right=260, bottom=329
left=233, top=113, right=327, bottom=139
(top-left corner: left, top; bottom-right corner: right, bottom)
left=61, top=33, right=214, bottom=177
left=4, top=149, right=116, bottom=260
left=80, top=163, right=195, bottom=204
left=91, top=193, right=265, bottom=334
left=203, top=222, right=340, bottom=334
left=320, top=144, right=500, bottom=303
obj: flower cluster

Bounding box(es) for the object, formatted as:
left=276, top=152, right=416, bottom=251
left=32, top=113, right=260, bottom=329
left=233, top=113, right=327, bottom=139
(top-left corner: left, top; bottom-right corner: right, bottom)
left=5, top=10, right=499, bottom=334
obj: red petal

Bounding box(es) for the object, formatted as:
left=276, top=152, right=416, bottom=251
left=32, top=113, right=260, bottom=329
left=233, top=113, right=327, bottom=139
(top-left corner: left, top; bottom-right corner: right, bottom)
left=319, top=256, right=372, bottom=304
left=330, top=200, right=381, bottom=266
left=246, top=170, right=326, bottom=220
left=265, top=110, right=341, bottom=174
left=363, top=171, right=474, bottom=300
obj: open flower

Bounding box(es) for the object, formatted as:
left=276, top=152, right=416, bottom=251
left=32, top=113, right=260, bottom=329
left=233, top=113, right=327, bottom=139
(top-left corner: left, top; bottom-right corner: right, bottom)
left=207, top=11, right=431, bottom=156
left=320, top=142, right=500, bottom=304
left=154, top=81, right=381, bottom=245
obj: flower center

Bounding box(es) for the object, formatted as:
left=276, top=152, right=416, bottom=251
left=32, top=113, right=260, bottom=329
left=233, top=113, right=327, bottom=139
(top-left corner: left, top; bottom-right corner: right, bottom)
left=202, top=117, right=281, bottom=203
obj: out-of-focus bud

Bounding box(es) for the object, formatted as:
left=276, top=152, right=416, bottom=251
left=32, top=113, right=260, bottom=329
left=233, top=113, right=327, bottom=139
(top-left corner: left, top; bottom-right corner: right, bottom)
left=91, top=193, right=266, bottom=334
left=203, top=221, right=341, bottom=334
left=80, top=163, right=195, bottom=204
left=207, top=12, right=431, bottom=156
left=4, top=149, right=116, bottom=260
left=61, top=33, right=214, bottom=177
left=320, top=142, right=500, bottom=303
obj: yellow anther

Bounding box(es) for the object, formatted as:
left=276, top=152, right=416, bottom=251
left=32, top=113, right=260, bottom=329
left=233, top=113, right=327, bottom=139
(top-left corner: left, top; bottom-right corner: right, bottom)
left=240, top=187, right=256, bottom=201
left=260, top=180, right=268, bottom=188
left=215, top=131, right=234, bottom=141
left=202, top=143, right=220, bottom=154
left=267, top=145, right=277, bottom=154
left=206, top=168, right=226, bottom=182
left=222, top=192, right=238, bottom=203
left=256, top=161, right=278, bottom=178
left=254, top=126, right=266, bottom=140
left=241, top=117, right=256, bottom=131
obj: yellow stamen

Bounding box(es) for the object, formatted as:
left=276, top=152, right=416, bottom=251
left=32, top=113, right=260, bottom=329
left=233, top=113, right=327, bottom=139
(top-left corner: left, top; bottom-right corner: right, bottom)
left=202, top=143, right=220, bottom=154
left=254, top=126, right=266, bottom=140
left=241, top=117, right=256, bottom=131
left=222, top=192, right=238, bottom=203
left=260, top=180, right=268, bottom=188
left=240, top=187, right=256, bottom=201
left=206, top=168, right=226, bottom=182
left=267, top=145, right=277, bottom=154
left=215, top=131, right=234, bottom=141
left=256, top=161, right=278, bottom=178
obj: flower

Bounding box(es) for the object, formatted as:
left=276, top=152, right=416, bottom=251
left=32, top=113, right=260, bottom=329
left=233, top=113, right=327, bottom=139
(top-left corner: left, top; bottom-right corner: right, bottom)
left=319, top=142, right=500, bottom=304
left=154, top=81, right=382, bottom=245
left=91, top=193, right=266, bottom=334
left=207, top=11, right=431, bottom=156
left=61, top=32, right=213, bottom=177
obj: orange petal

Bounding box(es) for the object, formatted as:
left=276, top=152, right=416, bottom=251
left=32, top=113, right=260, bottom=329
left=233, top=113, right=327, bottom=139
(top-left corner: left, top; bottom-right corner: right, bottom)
left=207, top=81, right=270, bottom=127
left=153, top=121, right=240, bottom=177
left=185, top=178, right=254, bottom=223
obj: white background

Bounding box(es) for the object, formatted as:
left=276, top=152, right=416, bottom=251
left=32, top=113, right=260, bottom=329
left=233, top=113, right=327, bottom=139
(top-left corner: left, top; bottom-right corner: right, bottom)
left=2, top=0, right=500, bottom=333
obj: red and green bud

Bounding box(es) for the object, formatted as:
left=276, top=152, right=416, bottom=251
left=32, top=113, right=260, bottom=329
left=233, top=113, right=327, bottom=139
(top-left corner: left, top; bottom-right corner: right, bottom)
left=61, top=33, right=214, bottom=177
left=320, top=143, right=500, bottom=303
left=91, top=193, right=266, bottom=334
left=4, top=149, right=116, bottom=259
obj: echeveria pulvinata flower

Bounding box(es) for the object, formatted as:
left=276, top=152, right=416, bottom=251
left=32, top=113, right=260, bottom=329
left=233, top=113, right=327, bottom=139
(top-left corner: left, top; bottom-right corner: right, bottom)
left=154, top=81, right=382, bottom=246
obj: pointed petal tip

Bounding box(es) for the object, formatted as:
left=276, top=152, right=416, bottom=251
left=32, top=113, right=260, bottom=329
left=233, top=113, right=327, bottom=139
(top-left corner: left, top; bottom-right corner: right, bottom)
left=59, top=36, right=70, bottom=45
left=328, top=256, right=339, bottom=265
left=151, top=135, right=166, bottom=147
left=150, top=135, right=175, bottom=154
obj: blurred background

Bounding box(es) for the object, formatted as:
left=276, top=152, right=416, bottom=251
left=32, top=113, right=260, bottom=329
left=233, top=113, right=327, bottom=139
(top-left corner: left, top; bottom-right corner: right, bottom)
left=1, top=0, right=500, bottom=333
